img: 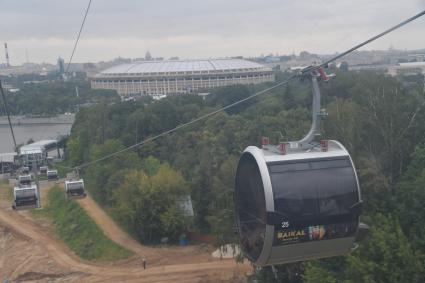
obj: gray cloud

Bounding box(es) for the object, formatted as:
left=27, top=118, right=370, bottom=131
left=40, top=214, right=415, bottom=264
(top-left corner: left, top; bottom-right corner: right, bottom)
left=1, top=0, right=424, bottom=64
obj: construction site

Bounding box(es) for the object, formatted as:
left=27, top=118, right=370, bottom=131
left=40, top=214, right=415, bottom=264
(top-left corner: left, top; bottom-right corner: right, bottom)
left=0, top=179, right=249, bottom=282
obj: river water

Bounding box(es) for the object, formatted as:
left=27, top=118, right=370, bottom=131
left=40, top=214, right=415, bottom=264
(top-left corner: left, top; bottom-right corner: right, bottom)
left=0, top=115, right=74, bottom=153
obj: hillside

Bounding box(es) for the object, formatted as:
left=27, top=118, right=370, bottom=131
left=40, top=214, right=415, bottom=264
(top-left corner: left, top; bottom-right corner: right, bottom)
left=0, top=182, right=249, bottom=282
left=66, top=70, right=425, bottom=282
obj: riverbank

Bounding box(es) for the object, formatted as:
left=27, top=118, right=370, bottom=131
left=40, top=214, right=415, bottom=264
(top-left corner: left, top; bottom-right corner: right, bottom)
left=0, top=114, right=75, bottom=126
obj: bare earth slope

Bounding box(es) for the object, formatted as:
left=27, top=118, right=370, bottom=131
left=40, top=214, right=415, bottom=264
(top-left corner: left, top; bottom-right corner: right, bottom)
left=77, top=193, right=219, bottom=266
left=0, top=183, right=249, bottom=282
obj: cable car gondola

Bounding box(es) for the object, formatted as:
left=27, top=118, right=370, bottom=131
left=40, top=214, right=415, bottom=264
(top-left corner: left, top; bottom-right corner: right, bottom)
left=18, top=175, right=32, bottom=186
left=47, top=170, right=58, bottom=181
left=21, top=166, right=30, bottom=175
left=12, top=185, right=38, bottom=210
left=234, top=68, right=368, bottom=266
left=40, top=166, right=48, bottom=175
left=65, top=179, right=86, bottom=198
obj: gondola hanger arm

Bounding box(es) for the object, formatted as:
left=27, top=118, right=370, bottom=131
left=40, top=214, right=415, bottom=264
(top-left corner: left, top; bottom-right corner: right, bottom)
left=294, top=66, right=334, bottom=148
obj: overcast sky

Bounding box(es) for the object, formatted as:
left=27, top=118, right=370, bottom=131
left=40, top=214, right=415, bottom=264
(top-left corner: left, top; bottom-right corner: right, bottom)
left=1, top=0, right=424, bottom=64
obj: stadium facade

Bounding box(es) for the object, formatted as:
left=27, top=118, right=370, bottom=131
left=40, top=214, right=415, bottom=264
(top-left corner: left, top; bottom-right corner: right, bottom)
left=90, top=59, right=274, bottom=98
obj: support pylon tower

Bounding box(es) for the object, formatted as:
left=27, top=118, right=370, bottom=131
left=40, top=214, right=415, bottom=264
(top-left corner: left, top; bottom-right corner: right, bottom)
left=4, top=43, right=10, bottom=67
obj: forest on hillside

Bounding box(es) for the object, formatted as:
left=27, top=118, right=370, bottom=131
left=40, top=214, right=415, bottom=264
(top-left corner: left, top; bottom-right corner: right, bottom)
left=1, top=73, right=119, bottom=116
left=65, top=70, right=425, bottom=282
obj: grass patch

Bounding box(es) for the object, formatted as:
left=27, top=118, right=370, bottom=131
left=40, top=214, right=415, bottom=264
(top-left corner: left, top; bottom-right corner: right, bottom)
left=0, top=184, right=13, bottom=202
left=37, top=174, right=48, bottom=181
left=39, top=186, right=133, bottom=261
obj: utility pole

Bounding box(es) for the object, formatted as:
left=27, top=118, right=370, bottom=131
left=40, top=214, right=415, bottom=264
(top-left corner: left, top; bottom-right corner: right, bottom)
left=32, top=160, right=41, bottom=208
left=0, top=80, right=17, bottom=151
left=4, top=43, right=10, bottom=67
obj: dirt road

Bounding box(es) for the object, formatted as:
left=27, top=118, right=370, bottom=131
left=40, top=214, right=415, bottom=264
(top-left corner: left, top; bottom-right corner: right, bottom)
left=0, top=183, right=249, bottom=282
left=77, top=193, right=219, bottom=266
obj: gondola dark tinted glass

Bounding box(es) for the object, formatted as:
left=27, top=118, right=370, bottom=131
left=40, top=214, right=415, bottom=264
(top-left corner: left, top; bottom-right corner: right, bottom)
left=269, top=157, right=358, bottom=224
left=235, top=153, right=267, bottom=261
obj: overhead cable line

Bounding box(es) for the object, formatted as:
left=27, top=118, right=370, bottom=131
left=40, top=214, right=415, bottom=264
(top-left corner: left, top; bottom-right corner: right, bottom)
left=304, top=9, right=425, bottom=74
left=0, top=80, right=17, bottom=150
left=35, top=0, right=93, bottom=160
left=65, top=0, right=93, bottom=74
left=71, top=9, right=425, bottom=171
left=73, top=76, right=297, bottom=170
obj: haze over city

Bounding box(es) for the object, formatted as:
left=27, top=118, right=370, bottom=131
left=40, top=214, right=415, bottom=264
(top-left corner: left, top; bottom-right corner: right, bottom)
left=1, top=0, right=425, bottom=64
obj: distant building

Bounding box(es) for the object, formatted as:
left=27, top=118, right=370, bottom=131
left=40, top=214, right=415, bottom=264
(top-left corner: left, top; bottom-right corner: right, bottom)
left=407, top=53, right=425, bottom=62
left=264, top=56, right=281, bottom=63
left=388, top=62, right=425, bottom=76
left=145, top=51, right=152, bottom=61
left=57, top=57, right=65, bottom=74
left=19, top=140, right=58, bottom=168
left=90, top=58, right=274, bottom=98
left=0, top=152, right=17, bottom=173
left=1, top=83, right=15, bottom=91
left=338, top=61, right=349, bottom=71
left=39, top=67, right=48, bottom=76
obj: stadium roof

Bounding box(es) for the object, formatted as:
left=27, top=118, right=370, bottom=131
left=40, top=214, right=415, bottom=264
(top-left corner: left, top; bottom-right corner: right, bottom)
left=20, top=140, right=57, bottom=155
left=399, top=62, right=425, bottom=67
left=97, top=59, right=270, bottom=76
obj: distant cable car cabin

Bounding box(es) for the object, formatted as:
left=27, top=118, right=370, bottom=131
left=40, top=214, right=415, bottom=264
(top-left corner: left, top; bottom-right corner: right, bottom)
left=22, top=166, right=30, bottom=174
left=12, top=184, right=38, bottom=210
left=40, top=166, right=48, bottom=174
left=18, top=175, right=32, bottom=186
left=65, top=179, right=86, bottom=198
left=234, top=67, right=368, bottom=267
left=47, top=170, right=58, bottom=181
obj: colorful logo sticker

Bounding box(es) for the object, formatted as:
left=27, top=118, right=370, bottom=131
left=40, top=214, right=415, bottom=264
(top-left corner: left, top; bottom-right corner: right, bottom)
left=273, top=222, right=357, bottom=246
left=276, top=229, right=306, bottom=244
left=308, top=225, right=326, bottom=240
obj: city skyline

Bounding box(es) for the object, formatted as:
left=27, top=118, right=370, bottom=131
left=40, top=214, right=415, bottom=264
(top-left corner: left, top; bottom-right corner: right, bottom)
left=1, top=0, right=424, bottom=65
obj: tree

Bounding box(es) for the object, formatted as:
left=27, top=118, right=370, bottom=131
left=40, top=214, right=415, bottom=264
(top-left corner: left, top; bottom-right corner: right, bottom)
left=303, top=214, right=424, bottom=283
left=207, top=155, right=239, bottom=246
left=207, top=85, right=256, bottom=115
left=112, top=162, right=189, bottom=243
left=344, top=214, right=423, bottom=283
left=283, top=85, right=296, bottom=110
left=251, top=264, right=304, bottom=283
left=84, top=139, right=139, bottom=206
left=396, top=145, right=425, bottom=251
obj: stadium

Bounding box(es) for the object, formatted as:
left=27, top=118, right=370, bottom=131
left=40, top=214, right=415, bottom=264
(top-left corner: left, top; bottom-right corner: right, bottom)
left=90, top=58, right=274, bottom=98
